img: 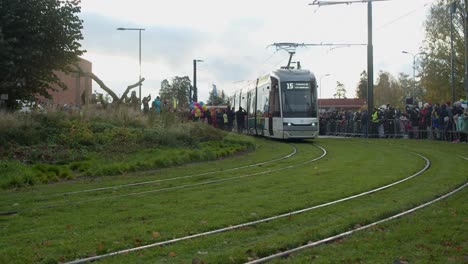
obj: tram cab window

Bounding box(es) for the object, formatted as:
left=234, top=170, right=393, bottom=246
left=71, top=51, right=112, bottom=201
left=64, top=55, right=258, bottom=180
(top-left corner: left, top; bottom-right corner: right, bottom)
left=281, top=81, right=316, bottom=118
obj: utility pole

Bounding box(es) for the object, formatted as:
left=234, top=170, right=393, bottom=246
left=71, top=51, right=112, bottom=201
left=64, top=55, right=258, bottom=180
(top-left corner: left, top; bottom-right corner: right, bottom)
left=309, top=0, right=386, bottom=134
left=193, top=59, right=203, bottom=102
left=367, top=0, right=374, bottom=127
left=464, top=0, right=468, bottom=99
left=450, top=2, right=456, bottom=104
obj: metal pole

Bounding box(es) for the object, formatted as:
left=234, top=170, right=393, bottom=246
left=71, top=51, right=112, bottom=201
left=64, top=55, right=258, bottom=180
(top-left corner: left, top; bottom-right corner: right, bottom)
left=413, top=55, right=416, bottom=102
left=116, top=27, right=145, bottom=110
left=465, top=0, right=468, bottom=100
left=193, top=60, right=197, bottom=102
left=450, top=2, right=456, bottom=103
left=139, top=29, right=142, bottom=109
left=367, top=0, right=374, bottom=134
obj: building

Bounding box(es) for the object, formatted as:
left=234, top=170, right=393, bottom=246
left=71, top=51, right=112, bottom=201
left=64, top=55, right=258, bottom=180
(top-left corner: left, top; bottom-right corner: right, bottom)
left=318, top=98, right=366, bottom=113
left=37, top=57, right=92, bottom=108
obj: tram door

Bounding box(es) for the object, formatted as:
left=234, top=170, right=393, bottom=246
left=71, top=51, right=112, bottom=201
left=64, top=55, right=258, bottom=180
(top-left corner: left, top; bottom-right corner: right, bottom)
left=268, top=77, right=280, bottom=136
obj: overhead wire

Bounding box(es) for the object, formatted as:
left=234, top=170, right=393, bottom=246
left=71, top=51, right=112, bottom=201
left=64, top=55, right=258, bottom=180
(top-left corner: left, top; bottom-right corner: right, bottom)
left=375, top=0, right=439, bottom=31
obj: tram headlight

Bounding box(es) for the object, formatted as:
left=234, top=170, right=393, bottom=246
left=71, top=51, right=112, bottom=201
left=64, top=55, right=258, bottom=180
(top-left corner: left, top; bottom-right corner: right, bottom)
left=312, top=122, right=317, bottom=126
left=288, top=123, right=292, bottom=126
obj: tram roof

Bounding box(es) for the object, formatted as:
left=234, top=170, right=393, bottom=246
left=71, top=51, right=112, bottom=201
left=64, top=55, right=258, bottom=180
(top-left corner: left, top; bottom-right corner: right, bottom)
left=271, top=69, right=316, bottom=81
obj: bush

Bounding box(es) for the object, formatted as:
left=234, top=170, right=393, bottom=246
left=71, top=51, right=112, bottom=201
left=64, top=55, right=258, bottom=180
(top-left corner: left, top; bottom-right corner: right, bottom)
left=0, top=109, right=256, bottom=189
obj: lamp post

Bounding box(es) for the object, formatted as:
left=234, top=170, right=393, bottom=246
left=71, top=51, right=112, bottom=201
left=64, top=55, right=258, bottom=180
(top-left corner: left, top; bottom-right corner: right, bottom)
left=117, top=27, right=145, bottom=108
left=193, top=59, right=203, bottom=102
left=402, top=51, right=426, bottom=103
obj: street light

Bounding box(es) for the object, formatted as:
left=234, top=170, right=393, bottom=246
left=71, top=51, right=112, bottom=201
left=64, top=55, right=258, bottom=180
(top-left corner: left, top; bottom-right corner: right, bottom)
left=193, top=59, right=203, bottom=102
left=402, top=51, right=426, bottom=103
left=117, top=27, right=145, bottom=108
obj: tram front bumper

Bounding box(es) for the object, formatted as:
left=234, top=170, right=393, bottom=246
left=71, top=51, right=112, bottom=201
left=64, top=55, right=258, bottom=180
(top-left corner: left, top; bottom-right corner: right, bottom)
left=282, top=125, right=318, bottom=139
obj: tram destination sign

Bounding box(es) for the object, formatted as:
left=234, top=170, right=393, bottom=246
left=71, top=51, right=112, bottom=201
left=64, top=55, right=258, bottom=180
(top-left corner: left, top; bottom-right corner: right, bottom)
left=285, top=82, right=310, bottom=90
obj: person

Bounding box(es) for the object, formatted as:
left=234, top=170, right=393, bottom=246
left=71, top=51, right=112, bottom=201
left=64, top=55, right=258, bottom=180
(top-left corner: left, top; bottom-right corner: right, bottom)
left=142, top=95, right=151, bottom=113
left=236, top=107, right=247, bottom=133
left=216, top=109, right=224, bottom=130
left=461, top=108, right=468, bottom=143
left=371, top=107, right=380, bottom=138
left=129, top=91, right=140, bottom=110
left=223, top=110, right=228, bottom=131
left=360, top=109, right=368, bottom=138
left=152, top=96, right=161, bottom=113
left=205, top=109, right=212, bottom=124
left=227, top=107, right=235, bottom=132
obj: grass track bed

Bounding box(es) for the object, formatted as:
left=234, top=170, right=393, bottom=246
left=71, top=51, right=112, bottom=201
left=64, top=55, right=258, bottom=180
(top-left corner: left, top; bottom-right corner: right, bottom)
left=0, top=138, right=466, bottom=263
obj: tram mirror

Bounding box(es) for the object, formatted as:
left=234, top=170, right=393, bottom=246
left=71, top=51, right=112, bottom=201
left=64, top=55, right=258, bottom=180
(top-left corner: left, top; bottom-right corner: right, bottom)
left=267, top=86, right=270, bottom=90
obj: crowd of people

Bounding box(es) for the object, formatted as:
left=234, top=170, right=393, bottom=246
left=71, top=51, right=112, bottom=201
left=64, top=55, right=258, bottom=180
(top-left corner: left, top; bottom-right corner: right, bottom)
left=319, top=101, right=468, bottom=143
left=198, top=106, right=247, bottom=133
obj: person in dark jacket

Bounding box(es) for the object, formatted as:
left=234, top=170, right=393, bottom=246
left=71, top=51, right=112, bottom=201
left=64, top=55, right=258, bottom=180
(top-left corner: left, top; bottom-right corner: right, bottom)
left=236, top=107, right=246, bottom=133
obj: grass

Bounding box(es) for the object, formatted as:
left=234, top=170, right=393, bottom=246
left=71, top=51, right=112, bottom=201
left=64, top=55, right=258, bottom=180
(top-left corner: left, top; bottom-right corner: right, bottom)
left=0, top=110, right=256, bottom=189
left=0, top=138, right=465, bottom=263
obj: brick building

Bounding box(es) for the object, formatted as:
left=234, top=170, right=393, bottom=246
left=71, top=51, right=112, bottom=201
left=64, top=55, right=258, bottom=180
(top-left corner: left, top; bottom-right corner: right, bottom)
left=318, top=98, right=366, bottom=113
left=37, top=57, right=92, bottom=107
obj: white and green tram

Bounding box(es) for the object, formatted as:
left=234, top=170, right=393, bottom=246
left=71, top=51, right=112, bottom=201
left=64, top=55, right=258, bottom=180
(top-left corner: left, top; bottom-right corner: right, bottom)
left=230, top=69, right=319, bottom=139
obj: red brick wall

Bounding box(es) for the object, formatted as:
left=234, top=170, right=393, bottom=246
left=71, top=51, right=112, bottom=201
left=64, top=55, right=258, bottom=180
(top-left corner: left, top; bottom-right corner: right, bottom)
left=37, top=58, right=92, bottom=107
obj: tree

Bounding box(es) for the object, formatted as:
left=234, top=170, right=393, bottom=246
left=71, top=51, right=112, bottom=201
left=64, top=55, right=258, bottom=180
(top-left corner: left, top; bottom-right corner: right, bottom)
left=333, top=81, right=347, bottom=99
left=398, top=72, right=413, bottom=100
left=374, top=71, right=404, bottom=108
left=74, top=66, right=145, bottom=108
left=0, top=0, right=85, bottom=109
left=159, top=76, right=191, bottom=110
left=355, top=70, right=368, bottom=99
left=420, top=0, right=466, bottom=103
left=207, top=86, right=228, bottom=105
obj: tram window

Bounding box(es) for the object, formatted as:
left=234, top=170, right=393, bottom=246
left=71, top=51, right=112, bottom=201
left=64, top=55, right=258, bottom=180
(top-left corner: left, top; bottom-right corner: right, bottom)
left=281, top=81, right=316, bottom=118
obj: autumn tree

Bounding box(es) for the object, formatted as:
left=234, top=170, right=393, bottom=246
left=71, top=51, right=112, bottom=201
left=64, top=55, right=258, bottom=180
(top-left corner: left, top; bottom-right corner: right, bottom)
left=333, top=81, right=347, bottom=99
left=420, top=0, right=466, bottom=103
left=355, top=70, right=368, bottom=99
left=374, top=71, right=404, bottom=108
left=0, top=0, right=84, bottom=109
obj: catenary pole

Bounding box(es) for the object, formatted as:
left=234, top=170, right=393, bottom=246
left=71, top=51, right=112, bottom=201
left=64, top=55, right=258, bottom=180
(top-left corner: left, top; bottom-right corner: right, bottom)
left=308, top=0, right=381, bottom=134
left=465, top=0, right=468, bottom=99
left=367, top=0, right=374, bottom=134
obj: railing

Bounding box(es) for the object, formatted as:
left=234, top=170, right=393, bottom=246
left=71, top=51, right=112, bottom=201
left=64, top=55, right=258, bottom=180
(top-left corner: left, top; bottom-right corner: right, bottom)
left=319, top=118, right=465, bottom=142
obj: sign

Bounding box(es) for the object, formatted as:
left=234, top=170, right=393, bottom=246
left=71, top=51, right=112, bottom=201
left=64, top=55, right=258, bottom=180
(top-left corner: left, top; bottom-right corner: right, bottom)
left=0, top=94, right=8, bottom=100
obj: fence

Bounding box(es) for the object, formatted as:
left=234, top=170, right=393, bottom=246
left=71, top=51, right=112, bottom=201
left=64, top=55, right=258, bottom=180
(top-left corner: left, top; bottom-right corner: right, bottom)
left=319, top=118, right=465, bottom=142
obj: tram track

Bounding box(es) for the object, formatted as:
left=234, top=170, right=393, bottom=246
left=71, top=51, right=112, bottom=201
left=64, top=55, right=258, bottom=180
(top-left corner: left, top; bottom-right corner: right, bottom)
left=40, top=144, right=299, bottom=198
left=64, top=148, right=431, bottom=264
left=245, top=181, right=468, bottom=264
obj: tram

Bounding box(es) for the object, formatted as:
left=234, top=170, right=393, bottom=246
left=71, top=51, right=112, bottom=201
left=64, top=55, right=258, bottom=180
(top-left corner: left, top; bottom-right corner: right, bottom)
left=230, top=68, right=319, bottom=139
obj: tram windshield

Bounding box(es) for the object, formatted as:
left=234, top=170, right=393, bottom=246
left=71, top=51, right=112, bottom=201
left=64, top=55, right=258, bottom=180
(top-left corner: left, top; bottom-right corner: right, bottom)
left=281, top=81, right=316, bottom=118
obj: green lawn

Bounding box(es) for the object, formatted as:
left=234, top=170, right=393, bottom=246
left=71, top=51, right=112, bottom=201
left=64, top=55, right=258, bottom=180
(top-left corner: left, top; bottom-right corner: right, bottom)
left=0, top=138, right=466, bottom=263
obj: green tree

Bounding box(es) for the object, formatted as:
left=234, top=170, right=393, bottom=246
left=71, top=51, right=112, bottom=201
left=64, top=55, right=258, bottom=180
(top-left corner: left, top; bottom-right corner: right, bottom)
left=159, top=76, right=191, bottom=110
left=420, top=0, right=466, bottom=103
left=333, top=81, right=346, bottom=99
left=374, top=71, right=404, bottom=108
left=0, top=0, right=84, bottom=109
left=207, top=87, right=228, bottom=105
left=355, top=70, right=368, bottom=99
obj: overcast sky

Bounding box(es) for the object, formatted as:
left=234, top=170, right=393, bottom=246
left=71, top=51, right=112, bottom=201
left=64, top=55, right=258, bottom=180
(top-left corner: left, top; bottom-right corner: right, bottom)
left=79, top=0, right=436, bottom=102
